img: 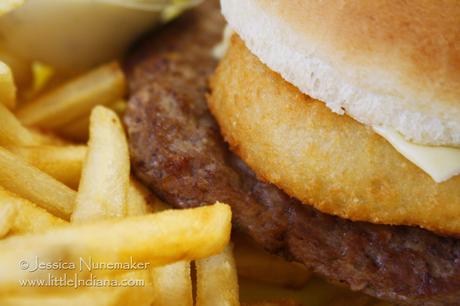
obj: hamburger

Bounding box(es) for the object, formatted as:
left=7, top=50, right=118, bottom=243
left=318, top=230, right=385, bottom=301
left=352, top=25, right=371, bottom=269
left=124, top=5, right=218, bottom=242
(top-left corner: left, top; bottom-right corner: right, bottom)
left=124, top=1, right=460, bottom=305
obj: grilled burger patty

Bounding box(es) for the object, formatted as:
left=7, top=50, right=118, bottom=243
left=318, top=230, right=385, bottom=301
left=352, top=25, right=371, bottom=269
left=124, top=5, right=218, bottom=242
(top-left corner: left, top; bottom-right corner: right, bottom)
left=124, top=1, right=460, bottom=305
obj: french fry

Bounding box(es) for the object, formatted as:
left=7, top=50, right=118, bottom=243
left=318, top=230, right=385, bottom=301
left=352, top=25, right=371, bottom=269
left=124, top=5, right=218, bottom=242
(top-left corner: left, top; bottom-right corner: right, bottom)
left=67, top=115, right=153, bottom=302
left=127, top=179, right=192, bottom=306
left=234, top=234, right=311, bottom=288
left=3, top=152, right=158, bottom=229
left=196, top=245, right=240, bottom=306
left=16, top=62, right=126, bottom=129
left=0, top=102, right=43, bottom=146
left=127, top=179, right=153, bottom=216
left=30, top=129, right=69, bottom=146
left=71, top=106, right=129, bottom=222
left=0, top=61, right=16, bottom=109
left=151, top=261, right=193, bottom=306
left=131, top=178, right=170, bottom=213
left=7, top=145, right=86, bottom=189
left=0, top=203, right=231, bottom=293
left=127, top=179, right=191, bottom=306
left=109, top=272, right=155, bottom=306
left=0, top=186, right=67, bottom=235
left=0, top=146, right=76, bottom=218
left=129, top=178, right=169, bottom=214
left=59, top=99, right=127, bottom=142
left=0, top=202, right=15, bottom=238
left=125, top=185, right=158, bottom=306
left=0, top=102, right=63, bottom=146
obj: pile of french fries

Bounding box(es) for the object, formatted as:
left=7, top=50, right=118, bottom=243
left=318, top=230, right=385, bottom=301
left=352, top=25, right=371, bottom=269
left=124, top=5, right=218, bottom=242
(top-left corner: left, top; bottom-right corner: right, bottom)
left=0, top=57, right=391, bottom=306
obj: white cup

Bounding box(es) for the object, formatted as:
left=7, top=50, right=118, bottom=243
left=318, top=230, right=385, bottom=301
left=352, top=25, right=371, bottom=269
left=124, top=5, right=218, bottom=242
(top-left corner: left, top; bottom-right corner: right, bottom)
left=0, top=0, right=197, bottom=75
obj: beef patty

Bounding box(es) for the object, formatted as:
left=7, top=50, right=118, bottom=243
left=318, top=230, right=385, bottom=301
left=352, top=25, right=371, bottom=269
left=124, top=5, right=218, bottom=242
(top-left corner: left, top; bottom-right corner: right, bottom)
left=124, top=1, right=460, bottom=305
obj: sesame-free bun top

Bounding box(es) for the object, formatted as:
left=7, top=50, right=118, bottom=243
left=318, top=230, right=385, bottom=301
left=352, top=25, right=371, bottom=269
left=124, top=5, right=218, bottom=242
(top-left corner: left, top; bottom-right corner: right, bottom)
left=220, top=0, right=460, bottom=147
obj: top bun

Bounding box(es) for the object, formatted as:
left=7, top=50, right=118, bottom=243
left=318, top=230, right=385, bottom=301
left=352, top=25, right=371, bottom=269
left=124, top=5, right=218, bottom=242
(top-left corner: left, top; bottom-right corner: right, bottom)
left=220, top=0, right=460, bottom=147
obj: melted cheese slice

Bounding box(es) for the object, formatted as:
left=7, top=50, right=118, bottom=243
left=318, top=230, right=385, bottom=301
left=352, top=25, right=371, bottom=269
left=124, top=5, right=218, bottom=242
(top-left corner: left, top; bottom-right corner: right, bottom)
left=213, top=25, right=234, bottom=59
left=373, top=126, right=460, bottom=183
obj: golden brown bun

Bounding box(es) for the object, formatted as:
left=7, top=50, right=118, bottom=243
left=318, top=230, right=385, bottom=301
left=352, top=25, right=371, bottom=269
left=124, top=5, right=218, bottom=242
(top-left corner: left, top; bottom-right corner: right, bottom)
left=209, top=37, right=460, bottom=235
left=220, top=0, right=460, bottom=147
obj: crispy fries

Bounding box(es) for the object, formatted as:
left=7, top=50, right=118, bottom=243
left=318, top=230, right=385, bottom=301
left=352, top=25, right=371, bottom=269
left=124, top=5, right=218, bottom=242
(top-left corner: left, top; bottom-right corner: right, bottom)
left=0, top=202, right=15, bottom=238
left=16, top=62, right=125, bottom=129
left=128, top=178, right=193, bottom=306
left=67, top=108, right=154, bottom=303
left=70, top=143, right=153, bottom=306
left=7, top=145, right=86, bottom=189
left=0, top=203, right=231, bottom=293
left=0, top=186, right=66, bottom=235
left=196, top=245, right=240, bottom=306
left=71, top=106, right=129, bottom=222
left=0, top=146, right=76, bottom=218
left=127, top=179, right=153, bottom=216
left=0, top=103, right=43, bottom=146
left=0, top=101, right=62, bottom=146
left=59, top=100, right=127, bottom=142
left=0, top=61, right=16, bottom=109
left=151, top=261, right=193, bottom=306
